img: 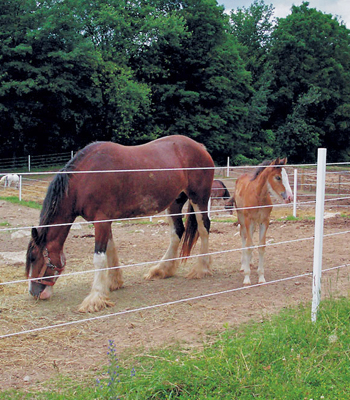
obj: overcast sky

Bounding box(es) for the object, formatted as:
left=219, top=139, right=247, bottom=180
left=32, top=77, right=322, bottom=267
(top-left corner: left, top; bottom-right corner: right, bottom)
left=219, top=0, right=350, bottom=27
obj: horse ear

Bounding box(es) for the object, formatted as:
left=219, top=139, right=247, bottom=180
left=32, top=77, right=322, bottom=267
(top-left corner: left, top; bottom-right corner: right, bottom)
left=31, top=228, right=40, bottom=245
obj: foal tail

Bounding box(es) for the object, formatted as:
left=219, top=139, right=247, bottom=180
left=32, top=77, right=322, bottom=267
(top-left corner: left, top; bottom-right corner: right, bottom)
left=180, top=203, right=199, bottom=261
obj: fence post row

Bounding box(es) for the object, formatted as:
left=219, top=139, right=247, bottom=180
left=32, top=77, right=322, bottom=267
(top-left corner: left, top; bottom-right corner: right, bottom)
left=311, top=148, right=327, bottom=322
left=2, top=149, right=330, bottom=323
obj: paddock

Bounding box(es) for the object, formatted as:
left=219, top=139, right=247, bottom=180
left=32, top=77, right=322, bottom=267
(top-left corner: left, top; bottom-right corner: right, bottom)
left=0, top=167, right=350, bottom=390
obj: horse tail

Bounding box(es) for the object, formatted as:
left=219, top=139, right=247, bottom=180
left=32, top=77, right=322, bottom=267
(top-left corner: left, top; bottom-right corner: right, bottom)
left=180, top=203, right=199, bottom=261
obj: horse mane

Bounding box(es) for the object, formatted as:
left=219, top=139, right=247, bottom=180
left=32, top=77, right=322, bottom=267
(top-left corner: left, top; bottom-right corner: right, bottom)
left=38, top=143, right=102, bottom=242
left=250, top=158, right=286, bottom=181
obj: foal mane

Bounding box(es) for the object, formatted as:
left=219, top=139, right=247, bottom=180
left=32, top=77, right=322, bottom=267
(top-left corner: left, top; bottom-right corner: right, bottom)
left=251, top=158, right=286, bottom=181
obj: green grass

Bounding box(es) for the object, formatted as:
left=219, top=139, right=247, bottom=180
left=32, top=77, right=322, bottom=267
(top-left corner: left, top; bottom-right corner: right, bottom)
left=2, top=296, right=350, bottom=399
left=0, top=196, right=42, bottom=210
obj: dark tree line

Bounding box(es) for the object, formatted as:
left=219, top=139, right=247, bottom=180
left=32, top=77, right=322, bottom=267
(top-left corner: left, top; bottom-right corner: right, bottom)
left=1, top=0, right=350, bottom=164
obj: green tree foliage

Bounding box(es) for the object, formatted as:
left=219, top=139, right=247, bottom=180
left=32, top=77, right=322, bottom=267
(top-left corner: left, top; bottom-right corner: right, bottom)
left=0, top=0, right=98, bottom=155
left=229, top=0, right=276, bottom=163
left=268, top=2, right=350, bottom=162
left=132, top=0, right=252, bottom=163
left=1, top=0, right=350, bottom=164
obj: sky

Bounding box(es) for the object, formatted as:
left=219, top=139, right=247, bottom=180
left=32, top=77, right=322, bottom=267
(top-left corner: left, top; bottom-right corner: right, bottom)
left=220, top=0, right=350, bottom=27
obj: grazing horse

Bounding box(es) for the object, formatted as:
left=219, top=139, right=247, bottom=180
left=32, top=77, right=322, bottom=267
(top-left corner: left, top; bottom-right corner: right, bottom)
left=210, top=180, right=230, bottom=200
left=230, top=158, right=292, bottom=286
left=0, top=174, right=19, bottom=188
left=26, top=135, right=214, bottom=312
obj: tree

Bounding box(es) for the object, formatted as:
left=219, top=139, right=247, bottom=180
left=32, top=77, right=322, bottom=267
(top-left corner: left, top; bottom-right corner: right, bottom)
left=132, top=0, right=252, bottom=163
left=268, top=2, right=350, bottom=162
left=229, top=0, right=276, bottom=163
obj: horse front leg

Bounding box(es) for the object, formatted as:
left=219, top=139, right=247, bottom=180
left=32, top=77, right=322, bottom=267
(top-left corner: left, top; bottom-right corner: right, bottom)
left=241, top=217, right=254, bottom=286
left=78, top=222, right=115, bottom=313
left=257, top=221, right=269, bottom=284
left=107, top=236, right=124, bottom=291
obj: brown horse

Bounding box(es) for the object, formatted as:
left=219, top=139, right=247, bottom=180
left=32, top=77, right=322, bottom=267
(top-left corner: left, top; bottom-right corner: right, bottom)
left=26, top=136, right=214, bottom=312
left=229, top=158, right=292, bottom=286
left=210, top=180, right=230, bottom=200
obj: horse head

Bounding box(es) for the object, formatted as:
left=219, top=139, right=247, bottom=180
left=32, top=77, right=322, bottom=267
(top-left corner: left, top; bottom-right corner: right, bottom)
left=268, top=158, right=293, bottom=203
left=26, top=228, right=66, bottom=300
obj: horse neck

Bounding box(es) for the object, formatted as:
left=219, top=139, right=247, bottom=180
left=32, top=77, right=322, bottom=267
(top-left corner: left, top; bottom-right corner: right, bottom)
left=254, top=167, right=272, bottom=198
left=43, top=215, right=75, bottom=252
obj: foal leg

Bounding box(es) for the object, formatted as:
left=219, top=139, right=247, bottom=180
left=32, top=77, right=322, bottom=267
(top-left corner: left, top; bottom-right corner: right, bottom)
left=187, top=202, right=212, bottom=279
left=241, top=218, right=254, bottom=286
left=78, top=222, right=115, bottom=313
left=145, top=194, right=187, bottom=279
left=257, top=221, right=269, bottom=284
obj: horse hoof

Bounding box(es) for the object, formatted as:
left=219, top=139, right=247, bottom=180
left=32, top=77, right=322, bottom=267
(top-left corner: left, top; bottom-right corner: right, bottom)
left=186, top=269, right=213, bottom=279
left=144, top=269, right=166, bottom=280
left=109, top=281, right=124, bottom=291
left=78, top=296, right=114, bottom=313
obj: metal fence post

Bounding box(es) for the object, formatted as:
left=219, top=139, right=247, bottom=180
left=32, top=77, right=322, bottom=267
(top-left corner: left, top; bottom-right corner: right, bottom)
left=311, top=148, right=327, bottom=322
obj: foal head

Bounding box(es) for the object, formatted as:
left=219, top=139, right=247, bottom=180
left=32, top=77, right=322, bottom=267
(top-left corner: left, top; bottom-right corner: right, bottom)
left=266, top=158, right=293, bottom=203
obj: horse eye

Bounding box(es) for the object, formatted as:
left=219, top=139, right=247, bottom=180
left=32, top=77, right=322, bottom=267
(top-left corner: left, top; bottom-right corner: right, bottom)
left=276, top=176, right=281, bottom=181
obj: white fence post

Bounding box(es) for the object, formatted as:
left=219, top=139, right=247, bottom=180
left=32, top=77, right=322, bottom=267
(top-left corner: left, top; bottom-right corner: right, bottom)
left=19, top=175, right=22, bottom=201
left=311, top=148, right=327, bottom=322
left=293, top=168, right=297, bottom=218
left=226, top=157, right=230, bottom=177
left=28, top=155, right=31, bottom=172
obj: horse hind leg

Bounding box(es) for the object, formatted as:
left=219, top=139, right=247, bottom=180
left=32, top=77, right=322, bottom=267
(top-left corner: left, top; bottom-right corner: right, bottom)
left=186, top=202, right=212, bottom=279
left=145, top=193, right=187, bottom=280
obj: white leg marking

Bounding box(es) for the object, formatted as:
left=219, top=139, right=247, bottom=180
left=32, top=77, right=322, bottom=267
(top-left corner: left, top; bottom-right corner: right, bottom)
left=145, top=211, right=180, bottom=279
left=78, top=252, right=114, bottom=312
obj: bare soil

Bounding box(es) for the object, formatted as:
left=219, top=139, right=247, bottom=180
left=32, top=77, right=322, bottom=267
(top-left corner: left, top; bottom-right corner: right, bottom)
left=0, top=196, right=350, bottom=391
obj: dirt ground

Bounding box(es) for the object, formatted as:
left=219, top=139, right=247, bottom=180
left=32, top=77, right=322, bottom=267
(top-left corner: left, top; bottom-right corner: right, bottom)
left=0, top=195, right=350, bottom=391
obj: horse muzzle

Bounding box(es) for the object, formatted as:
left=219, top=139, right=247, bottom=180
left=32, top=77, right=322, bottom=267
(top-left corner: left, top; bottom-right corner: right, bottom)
left=282, top=191, right=293, bottom=203
left=29, top=281, right=53, bottom=300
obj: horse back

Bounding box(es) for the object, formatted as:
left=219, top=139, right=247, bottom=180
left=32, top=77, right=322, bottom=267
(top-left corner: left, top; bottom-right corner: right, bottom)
left=68, top=136, right=214, bottom=220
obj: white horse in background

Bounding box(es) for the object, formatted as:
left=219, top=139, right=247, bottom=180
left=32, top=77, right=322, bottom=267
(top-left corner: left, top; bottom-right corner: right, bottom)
left=0, top=174, right=20, bottom=188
